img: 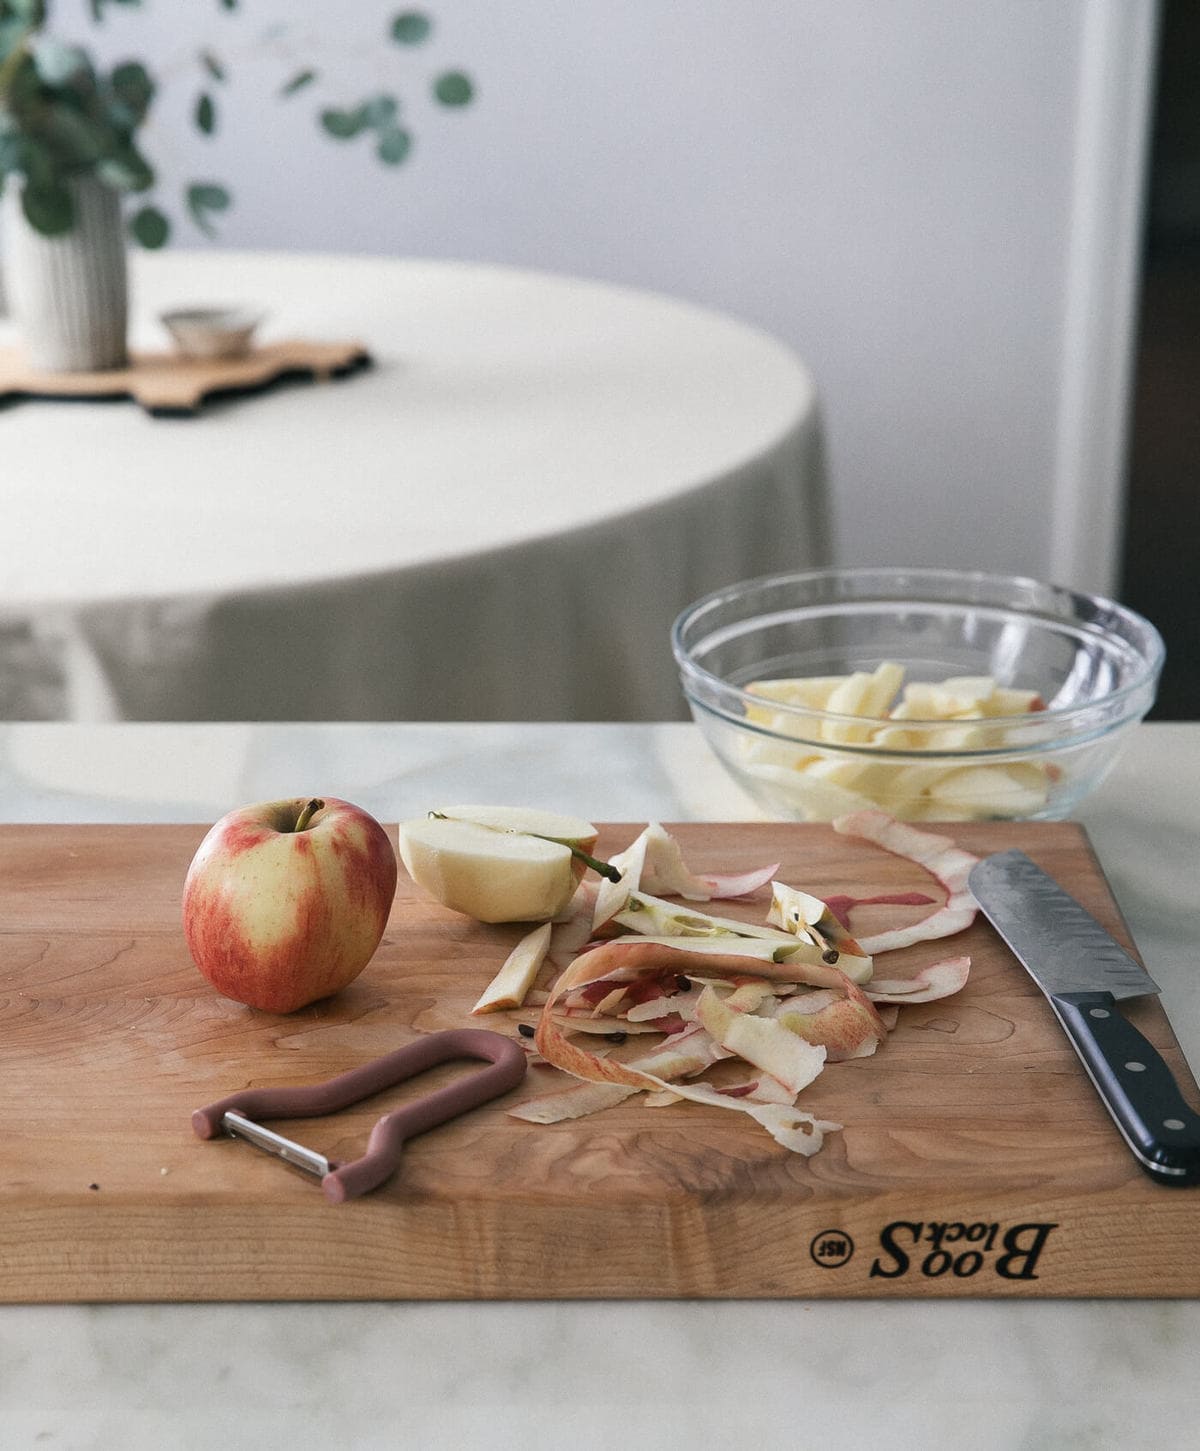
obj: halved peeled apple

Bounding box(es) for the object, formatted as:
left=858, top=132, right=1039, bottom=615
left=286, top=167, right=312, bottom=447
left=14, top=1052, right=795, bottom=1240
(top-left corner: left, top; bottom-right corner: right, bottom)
left=397, top=805, right=599, bottom=923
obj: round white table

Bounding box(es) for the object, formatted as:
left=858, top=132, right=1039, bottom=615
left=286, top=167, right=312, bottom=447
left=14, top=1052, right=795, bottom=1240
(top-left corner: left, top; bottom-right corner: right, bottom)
left=0, top=251, right=826, bottom=722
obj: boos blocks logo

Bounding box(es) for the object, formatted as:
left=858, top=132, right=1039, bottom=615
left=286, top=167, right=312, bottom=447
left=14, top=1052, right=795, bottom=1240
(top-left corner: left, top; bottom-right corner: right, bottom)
left=809, top=1220, right=1058, bottom=1282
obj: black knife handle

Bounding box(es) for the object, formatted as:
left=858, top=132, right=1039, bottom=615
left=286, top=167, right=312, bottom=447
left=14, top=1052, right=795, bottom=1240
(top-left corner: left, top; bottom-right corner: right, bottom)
left=1051, top=991, right=1200, bottom=1186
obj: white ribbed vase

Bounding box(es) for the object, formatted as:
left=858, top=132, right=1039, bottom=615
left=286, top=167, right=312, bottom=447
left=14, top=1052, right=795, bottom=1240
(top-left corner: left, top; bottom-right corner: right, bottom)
left=1, top=177, right=128, bottom=371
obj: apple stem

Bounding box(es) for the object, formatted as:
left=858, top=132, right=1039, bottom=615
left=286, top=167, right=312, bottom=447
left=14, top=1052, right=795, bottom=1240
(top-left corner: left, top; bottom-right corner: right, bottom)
left=294, top=799, right=323, bottom=832
left=549, top=839, right=622, bottom=883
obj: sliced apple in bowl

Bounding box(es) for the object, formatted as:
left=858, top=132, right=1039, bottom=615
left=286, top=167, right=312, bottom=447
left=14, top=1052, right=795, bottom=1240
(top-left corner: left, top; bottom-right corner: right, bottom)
left=397, top=805, right=601, bottom=923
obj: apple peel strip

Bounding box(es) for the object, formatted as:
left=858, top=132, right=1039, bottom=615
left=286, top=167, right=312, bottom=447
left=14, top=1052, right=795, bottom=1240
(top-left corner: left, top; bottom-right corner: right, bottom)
left=831, top=809, right=981, bottom=953
left=511, top=1023, right=731, bottom=1124
left=593, top=822, right=779, bottom=929
left=863, top=955, right=972, bottom=1004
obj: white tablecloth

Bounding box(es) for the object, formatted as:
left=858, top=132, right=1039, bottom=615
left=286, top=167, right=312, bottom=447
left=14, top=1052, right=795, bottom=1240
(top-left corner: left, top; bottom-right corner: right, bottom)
left=1, top=252, right=826, bottom=721
left=0, top=720, right=1198, bottom=1448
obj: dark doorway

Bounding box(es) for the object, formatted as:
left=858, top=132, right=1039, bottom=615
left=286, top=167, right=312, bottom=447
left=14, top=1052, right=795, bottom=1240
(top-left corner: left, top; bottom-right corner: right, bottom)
left=1120, top=0, right=1200, bottom=720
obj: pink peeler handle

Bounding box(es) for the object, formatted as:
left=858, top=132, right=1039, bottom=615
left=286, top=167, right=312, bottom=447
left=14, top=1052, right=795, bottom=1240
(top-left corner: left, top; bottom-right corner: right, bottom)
left=192, top=1028, right=528, bottom=1202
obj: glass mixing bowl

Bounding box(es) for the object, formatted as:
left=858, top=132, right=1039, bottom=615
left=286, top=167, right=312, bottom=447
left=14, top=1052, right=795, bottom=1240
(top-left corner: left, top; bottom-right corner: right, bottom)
left=671, top=568, right=1164, bottom=822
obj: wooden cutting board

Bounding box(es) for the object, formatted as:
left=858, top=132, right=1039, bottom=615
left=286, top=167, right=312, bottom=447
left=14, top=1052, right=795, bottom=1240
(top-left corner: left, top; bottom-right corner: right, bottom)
left=3, top=820, right=1198, bottom=1303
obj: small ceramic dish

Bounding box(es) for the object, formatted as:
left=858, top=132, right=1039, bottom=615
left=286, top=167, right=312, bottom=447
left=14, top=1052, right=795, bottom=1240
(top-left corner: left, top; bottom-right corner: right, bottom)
left=161, top=307, right=265, bottom=360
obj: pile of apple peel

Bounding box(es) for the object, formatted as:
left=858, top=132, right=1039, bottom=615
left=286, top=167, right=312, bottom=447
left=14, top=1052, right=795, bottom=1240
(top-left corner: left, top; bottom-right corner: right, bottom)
left=738, top=662, right=1055, bottom=822
left=459, top=810, right=978, bottom=1158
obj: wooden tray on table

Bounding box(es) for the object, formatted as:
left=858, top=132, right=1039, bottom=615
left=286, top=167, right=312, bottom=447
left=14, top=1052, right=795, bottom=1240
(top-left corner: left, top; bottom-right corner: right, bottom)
left=0, top=340, right=370, bottom=415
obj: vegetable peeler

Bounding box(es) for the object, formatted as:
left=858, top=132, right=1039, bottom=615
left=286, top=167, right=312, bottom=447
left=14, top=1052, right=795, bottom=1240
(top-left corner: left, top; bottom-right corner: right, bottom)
left=191, top=1028, right=527, bottom=1202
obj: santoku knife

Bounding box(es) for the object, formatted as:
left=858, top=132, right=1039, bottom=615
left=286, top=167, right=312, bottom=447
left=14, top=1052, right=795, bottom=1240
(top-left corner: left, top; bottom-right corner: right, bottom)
left=968, top=849, right=1200, bottom=1186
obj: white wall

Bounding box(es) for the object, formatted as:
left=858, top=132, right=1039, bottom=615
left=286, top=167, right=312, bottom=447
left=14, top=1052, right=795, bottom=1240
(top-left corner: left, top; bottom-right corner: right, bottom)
left=66, top=0, right=1156, bottom=592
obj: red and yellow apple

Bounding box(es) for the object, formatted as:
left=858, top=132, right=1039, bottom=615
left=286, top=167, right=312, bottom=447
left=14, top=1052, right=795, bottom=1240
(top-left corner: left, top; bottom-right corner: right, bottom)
left=182, top=796, right=397, bottom=1013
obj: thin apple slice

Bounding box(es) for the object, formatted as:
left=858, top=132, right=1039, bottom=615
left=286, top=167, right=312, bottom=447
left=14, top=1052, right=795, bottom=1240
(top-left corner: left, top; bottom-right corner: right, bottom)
left=924, top=762, right=1050, bottom=817
left=901, top=676, right=994, bottom=716
left=549, top=881, right=600, bottom=967
left=471, top=921, right=553, bottom=1014
left=820, top=662, right=905, bottom=744
left=591, top=827, right=651, bottom=928
left=984, top=686, right=1044, bottom=716
left=859, top=660, right=906, bottom=716
left=739, top=732, right=823, bottom=770
left=745, top=676, right=845, bottom=711
left=743, top=763, right=877, bottom=821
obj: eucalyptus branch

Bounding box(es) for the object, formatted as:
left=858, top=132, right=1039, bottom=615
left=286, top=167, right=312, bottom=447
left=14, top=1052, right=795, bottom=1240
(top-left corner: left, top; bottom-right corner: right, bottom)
left=1, top=4, right=476, bottom=240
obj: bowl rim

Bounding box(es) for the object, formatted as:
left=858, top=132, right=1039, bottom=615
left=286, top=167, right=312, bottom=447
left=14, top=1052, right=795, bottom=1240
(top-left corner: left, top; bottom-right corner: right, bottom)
left=160, top=307, right=265, bottom=334
left=671, top=565, right=1166, bottom=732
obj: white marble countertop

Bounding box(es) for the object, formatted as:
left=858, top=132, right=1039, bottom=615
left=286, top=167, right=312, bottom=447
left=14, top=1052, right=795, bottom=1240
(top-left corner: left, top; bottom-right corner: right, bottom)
left=3, top=721, right=1199, bottom=1449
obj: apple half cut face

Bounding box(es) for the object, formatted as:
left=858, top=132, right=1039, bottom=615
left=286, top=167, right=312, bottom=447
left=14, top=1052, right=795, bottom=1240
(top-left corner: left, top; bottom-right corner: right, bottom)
left=397, top=805, right=600, bottom=924
left=182, top=796, right=398, bottom=1013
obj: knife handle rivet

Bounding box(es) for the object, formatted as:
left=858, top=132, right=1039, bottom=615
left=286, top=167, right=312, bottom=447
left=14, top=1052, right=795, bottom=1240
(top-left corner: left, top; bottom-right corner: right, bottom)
left=1125, top=1061, right=1147, bottom=1073
left=1089, top=1008, right=1110, bottom=1019
left=1165, top=1118, right=1186, bottom=1131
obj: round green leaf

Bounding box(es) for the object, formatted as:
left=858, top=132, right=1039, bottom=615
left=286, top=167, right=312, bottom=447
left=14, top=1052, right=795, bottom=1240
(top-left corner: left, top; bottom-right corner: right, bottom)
left=21, top=183, right=74, bottom=237
left=96, top=146, right=155, bottom=193
left=432, top=71, right=474, bottom=107
left=40, top=103, right=106, bottom=167
left=0, top=19, right=24, bottom=60
left=196, top=92, right=217, bottom=135
left=110, top=61, right=155, bottom=120
left=320, top=108, right=365, bottom=140
left=186, top=181, right=232, bottom=236
left=17, top=135, right=56, bottom=189
left=376, top=126, right=412, bottom=166
left=280, top=69, right=317, bottom=98
left=31, top=39, right=91, bottom=88
left=187, top=182, right=231, bottom=210
left=4, top=53, right=42, bottom=108
left=363, top=94, right=398, bottom=130
left=129, top=205, right=170, bottom=249
left=390, top=12, right=431, bottom=44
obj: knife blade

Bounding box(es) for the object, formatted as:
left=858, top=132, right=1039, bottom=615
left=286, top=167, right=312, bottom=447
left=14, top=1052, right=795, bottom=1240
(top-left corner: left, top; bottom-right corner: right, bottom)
left=969, top=849, right=1200, bottom=1186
